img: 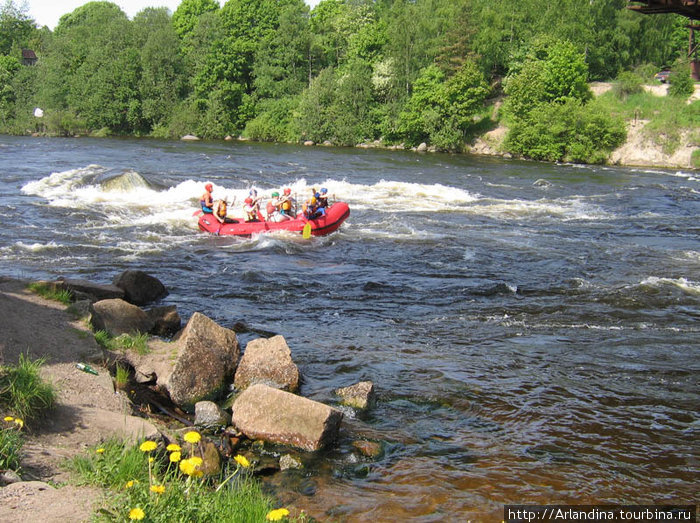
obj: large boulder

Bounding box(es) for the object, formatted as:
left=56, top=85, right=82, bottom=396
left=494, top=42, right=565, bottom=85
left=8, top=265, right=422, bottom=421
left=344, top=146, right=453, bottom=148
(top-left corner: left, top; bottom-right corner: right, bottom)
left=100, top=170, right=151, bottom=192
left=113, top=270, right=168, bottom=306
left=158, top=312, right=239, bottom=410
left=233, top=335, right=300, bottom=392
left=90, top=298, right=154, bottom=336
left=232, top=384, right=343, bottom=451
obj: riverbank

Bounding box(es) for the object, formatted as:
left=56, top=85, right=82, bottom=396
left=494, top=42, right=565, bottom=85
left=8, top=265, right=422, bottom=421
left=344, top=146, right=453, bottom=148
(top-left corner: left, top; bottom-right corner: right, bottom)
left=0, top=277, right=159, bottom=522
left=467, top=82, right=700, bottom=170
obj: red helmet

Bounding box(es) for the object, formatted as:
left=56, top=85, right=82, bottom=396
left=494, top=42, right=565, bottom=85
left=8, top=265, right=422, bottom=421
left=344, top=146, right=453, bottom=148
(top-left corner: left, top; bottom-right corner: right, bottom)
left=284, top=188, right=291, bottom=195
left=245, top=197, right=253, bottom=205
left=205, top=183, right=213, bottom=192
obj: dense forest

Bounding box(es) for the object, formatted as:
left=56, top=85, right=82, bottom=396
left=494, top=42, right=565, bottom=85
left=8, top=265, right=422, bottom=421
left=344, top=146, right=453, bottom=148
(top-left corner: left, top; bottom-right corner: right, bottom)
left=0, top=0, right=696, bottom=163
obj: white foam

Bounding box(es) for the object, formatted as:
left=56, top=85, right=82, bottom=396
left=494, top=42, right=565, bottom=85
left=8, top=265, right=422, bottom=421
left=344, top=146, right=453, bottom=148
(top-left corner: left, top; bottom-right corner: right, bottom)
left=640, top=276, right=700, bottom=295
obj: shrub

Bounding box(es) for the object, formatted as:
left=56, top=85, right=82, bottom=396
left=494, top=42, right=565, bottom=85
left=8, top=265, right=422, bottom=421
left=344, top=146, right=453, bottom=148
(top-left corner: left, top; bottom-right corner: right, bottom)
left=505, top=98, right=626, bottom=164
left=668, top=62, right=695, bottom=99
left=94, top=331, right=150, bottom=355
left=613, top=71, right=644, bottom=99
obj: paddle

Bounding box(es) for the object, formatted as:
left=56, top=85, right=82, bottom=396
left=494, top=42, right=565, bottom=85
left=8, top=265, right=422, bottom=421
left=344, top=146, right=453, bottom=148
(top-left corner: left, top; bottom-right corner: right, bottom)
left=302, top=222, right=311, bottom=239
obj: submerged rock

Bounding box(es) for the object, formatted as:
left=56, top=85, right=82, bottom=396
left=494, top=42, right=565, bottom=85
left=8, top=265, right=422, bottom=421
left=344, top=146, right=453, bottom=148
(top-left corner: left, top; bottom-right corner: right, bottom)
left=100, top=170, right=150, bottom=192
left=335, top=381, right=375, bottom=410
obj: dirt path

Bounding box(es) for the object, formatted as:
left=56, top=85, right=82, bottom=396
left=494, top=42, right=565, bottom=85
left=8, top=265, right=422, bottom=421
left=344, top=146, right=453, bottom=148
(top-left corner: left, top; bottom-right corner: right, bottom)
left=0, top=277, right=158, bottom=522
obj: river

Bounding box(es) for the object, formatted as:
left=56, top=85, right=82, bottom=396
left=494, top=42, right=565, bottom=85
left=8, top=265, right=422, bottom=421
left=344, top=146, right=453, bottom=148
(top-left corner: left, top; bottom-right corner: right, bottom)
left=1, top=135, right=698, bottom=521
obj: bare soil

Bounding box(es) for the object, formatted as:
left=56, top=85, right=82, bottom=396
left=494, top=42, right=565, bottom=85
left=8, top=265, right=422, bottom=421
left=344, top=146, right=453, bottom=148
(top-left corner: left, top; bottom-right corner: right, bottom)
left=0, top=277, right=158, bottom=522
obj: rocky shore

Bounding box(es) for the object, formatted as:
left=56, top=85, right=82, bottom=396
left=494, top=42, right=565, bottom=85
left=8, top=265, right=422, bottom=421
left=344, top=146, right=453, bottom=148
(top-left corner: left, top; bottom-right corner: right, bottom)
left=0, top=272, right=378, bottom=522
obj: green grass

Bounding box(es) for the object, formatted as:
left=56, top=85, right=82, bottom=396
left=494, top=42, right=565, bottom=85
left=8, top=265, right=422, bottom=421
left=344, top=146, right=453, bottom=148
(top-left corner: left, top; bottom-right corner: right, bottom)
left=114, top=364, right=130, bottom=389
left=94, top=331, right=150, bottom=355
left=0, top=354, right=57, bottom=424
left=66, top=436, right=288, bottom=522
left=0, top=355, right=56, bottom=472
left=27, top=281, right=73, bottom=305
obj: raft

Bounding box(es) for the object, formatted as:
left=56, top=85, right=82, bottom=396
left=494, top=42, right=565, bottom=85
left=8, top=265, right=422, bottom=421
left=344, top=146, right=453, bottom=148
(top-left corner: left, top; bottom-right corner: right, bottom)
left=197, top=201, right=350, bottom=237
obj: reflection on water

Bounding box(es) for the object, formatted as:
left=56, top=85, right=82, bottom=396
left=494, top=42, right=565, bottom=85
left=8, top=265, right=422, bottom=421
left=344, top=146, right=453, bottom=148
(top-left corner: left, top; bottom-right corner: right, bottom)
left=1, top=136, right=698, bottom=521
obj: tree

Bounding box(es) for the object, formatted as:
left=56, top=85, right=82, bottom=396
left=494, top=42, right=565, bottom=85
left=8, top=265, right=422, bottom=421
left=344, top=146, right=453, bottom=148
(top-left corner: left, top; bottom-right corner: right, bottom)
left=0, top=54, right=20, bottom=124
left=172, top=0, right=219, bottom=40
left=503, top=37, right=591, bottom=120
left=0, top=0, right=36, bottom=55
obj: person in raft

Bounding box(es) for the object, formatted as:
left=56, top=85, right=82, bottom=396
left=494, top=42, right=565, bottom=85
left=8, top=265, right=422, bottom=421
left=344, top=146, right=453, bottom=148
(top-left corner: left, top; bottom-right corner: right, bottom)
left=302, top=196, right=322, bottom=220
left=213, top=198, right=229, bottom=224
left=266, top=191, right=291, bottom=222
left=279, top=188, right=296, bottom=218
left=200, top=183, right=214, bottom=213
left=317, top=188, right=330, bottom=212
left=243, top=197, right=260, bottom=222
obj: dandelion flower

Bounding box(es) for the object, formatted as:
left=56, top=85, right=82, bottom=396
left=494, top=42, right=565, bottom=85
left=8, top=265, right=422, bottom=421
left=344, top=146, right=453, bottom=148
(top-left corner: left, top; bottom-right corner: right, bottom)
left=150, top=484, right=166, bottom=494
left=183, top=431, right=201, bottom=444
left=166, top=443, right=181, bottom=452
left=179, top=458, right=196, bottom=476
left=189, top=456, right=203, bottom=467
left=128, top=507, right=145, bottom=520
left=125, top=480, right=138, bottom=489
left=266, top=508, right=290, bottom=521
left=139, top=440, right=158, bottom=452
left=169, top=451, right=181, bottom=463
left=13, top=418, right=23, bottom=429
left=234, top=454, right=250, bottom=468
left=3, top=416, right=13, bottom=422
left=96, top=448, right=105, bottom=454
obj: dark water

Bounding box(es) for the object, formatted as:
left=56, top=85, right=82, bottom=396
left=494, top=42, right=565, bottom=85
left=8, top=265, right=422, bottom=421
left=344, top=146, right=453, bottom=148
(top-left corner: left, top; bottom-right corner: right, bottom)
left=1, top=136, right=698, bottom=521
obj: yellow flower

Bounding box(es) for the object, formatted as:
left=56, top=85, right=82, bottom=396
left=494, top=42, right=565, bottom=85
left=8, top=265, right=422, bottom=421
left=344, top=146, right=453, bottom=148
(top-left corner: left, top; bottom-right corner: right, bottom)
left=96, top=448, right=105, bottom=454
left=139, top=440, right=158, bottom=452
left=183, top=431, right=201, bottom=444
left=150, top=484, right=166, bottom=494
left=169, top=451, right=181, bottom=463
left=128, top=507, right=145, bottom=520
left=166, top=443, right=181, bottom=452
left=125, top=480, right=139, bottom=489
left=148, top=457, right=154, bottom=463
left=266, top=508, right=290, bottom=521
left=179, top=458, right=196, bottom=476
left=234, top=454, right=250, bottom=468
left=13, top=418, right=23, bottom=429
left=189, top=456, right=203, bottom=467
left=3, top=416, right=13, bottom=422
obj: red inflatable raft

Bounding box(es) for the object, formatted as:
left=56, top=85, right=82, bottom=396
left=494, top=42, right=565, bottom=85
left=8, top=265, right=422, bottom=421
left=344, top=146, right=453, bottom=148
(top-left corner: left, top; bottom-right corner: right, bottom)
left=197, top=201, right=350, bottom=237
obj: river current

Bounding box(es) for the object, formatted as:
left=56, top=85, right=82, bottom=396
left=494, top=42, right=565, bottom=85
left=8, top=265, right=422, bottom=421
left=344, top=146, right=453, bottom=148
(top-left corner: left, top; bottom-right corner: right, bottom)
left=1, top=136, right=698, bottom=521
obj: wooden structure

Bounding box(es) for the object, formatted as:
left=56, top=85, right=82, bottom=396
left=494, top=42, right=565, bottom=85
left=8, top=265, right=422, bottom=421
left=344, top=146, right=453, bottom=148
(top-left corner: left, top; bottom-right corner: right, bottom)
left=628, top=1, right=700, bottom=79
left=21, top=49, right=37, bottom=66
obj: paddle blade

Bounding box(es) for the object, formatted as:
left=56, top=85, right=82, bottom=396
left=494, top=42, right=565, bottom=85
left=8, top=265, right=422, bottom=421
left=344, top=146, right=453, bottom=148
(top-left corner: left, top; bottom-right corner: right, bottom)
left=302, top=222, right=311, bottom=239
left=193, top=210, right=203, bottom=217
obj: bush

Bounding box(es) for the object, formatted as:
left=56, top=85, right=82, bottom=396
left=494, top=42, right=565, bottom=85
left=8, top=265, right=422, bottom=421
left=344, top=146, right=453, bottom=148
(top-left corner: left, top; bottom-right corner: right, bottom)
left=505, top=97, right=626, bottom=163
left=613, top=71, right=644, bottom=99
left=244, top=97, right=299, bottom=143
left=668, top=62, right=695, bottom=99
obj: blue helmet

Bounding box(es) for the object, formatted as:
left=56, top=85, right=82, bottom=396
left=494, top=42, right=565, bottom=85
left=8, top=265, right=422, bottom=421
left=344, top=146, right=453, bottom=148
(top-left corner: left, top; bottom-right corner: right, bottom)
left=320, top=188, right=328, bottom=194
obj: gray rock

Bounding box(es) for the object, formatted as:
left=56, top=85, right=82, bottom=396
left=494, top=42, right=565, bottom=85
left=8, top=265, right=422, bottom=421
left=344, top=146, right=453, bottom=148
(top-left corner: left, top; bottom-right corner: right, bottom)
left=163, top=312, right=239, bottom=410
left=416, top=142, right=428, bottom=152
left=56, top=277, right=124, bottom=302
left=195, top=401, right=231, bottom=429
left=146, top=305, right=181, bottom=337
left=113, top=270, right=168, bottom=306
left=232, top=384, right=343, bottom=451
left=335, top=381, right=375, bottom=409
left=89, top=298, right=154, bottom=336
left=279, top=454, right=303, bottom=470
left=181, top=134, right=200, bottom=141
left=233, top=335, right=300, bottom=392
left=0, top=469, right=22, bottom=486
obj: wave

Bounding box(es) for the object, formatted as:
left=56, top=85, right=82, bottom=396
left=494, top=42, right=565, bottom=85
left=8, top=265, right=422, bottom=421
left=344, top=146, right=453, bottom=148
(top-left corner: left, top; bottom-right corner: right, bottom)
left=20, top=165, right=616, bottom=231
left=639, top=276, right=700, bottom=296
